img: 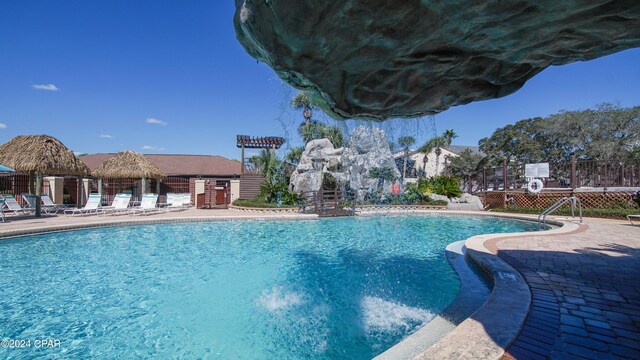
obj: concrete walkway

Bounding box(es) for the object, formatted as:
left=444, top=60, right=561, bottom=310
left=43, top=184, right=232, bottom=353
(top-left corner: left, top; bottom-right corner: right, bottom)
left=0, top=208, right=317, bottom=238
left=487, top=219, right=640, bottom=360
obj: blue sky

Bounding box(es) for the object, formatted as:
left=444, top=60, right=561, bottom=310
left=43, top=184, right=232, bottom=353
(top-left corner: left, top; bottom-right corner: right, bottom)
left=1, top=1, right=639, bottom=160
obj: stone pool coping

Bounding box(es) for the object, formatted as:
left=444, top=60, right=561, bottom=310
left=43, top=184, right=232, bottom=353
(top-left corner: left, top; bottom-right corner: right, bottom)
left=415, top=216, right=581, bottom=360
left=0, top=209, right=580, bottom=359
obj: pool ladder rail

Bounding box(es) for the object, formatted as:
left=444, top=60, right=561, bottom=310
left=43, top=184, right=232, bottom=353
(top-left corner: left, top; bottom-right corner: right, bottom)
left=538, top=196, right=583, bottom=229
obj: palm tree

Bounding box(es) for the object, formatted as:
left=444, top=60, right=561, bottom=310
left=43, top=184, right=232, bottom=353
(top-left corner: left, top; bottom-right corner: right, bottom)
left=397, top=136, right=415, bottom=180
left=285, top=146, right=305, bottom=167
left=291, top=91, right=316, bottom=129
left=420, top=136, right=446, bottom=176
left=297, top=120, right=323, bottom=143
left=320, top=125, right=344, bottom=148
left=420, top=129, right=458, bottom=176
left=255, top=149, right=280, bottom=182
left=443, top=129, right=458, bottom=147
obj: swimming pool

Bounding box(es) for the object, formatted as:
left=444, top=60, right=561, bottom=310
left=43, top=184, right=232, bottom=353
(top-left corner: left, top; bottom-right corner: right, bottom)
left=0, top=215, right=540, bottom=359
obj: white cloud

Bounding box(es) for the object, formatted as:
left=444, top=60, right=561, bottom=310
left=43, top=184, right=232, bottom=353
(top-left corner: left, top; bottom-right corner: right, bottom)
left=142, top=145, right=165, bottom=151
left=145, top=117, right=168, bottom=126
left=73, top=151, right=86, bottom=156
left=32, top=84, right=59, bottom=91
left=99, top=134, right=113, bottom=139
left=0, top=123, right=6, bottom=129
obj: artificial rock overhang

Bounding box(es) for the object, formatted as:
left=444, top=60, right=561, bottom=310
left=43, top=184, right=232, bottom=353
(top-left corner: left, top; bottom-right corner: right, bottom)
left=234, top=0, right=640, bottom=120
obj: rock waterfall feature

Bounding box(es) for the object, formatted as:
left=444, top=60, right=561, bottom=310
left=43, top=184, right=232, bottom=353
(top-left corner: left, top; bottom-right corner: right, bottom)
left=290, top=126, right=400, bottom=199
left=234, top=1, right=640, bottom=120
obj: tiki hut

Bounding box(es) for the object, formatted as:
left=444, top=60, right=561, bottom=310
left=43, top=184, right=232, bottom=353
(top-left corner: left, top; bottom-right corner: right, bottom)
left=0, top=135, right=90, bottom=217
left=91, top=150, right=165, bottom=199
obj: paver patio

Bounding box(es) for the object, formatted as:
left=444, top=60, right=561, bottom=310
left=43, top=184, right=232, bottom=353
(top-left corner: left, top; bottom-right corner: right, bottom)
left=488, top=219, right=640, bottom=360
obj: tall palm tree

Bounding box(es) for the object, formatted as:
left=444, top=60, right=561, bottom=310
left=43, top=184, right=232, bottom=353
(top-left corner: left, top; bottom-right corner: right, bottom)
left=291, top=91, right=315, bottom=129
left=443, top=129, right=458, bottom=147
left=420, top=129, right=458, bottom=176
left=420, top=136, right=446, bottom=176
left=397, top=136, right=415, bottom=180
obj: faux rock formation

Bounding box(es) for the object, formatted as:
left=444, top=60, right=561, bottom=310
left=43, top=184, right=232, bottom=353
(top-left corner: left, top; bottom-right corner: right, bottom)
left=289, top=126, right=400, bottom=198
left=429, top=192, right=484, bottom=210
left=448, top=193, right=485, bottom=211
left=235, top=1, right=640, bottom=120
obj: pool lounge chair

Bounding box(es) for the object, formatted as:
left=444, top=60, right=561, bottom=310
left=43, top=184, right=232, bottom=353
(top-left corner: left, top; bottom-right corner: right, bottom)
left=0, top=198, right=5, bottom=222
left=22, top=193, right=60, bottom=214
left=64, top=194, right=103, bottom=216
left=165, top=193, right=186, bottom=211
left=628, top=214, right=640, bottom=226
left=101, top=193, right=132, bottom=215
left=129, top=194, right=161, bottom=215
left=1, top=194, right=34, bottom=215
left=41, top=194, right=65, bottom=214
left=181, top=193, right=193, bottom=207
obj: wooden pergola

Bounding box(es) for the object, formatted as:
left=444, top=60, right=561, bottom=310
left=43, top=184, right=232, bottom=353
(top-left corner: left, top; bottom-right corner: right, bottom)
left=237, top=135, right=285, bottom=174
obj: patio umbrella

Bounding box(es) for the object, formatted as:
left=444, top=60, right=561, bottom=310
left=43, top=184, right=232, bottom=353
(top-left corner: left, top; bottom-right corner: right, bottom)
left=0, top=135, right=90, bottom=217
left=0, top=164, right=15, bottom=172
left=91, top=150, right=165, bottom=200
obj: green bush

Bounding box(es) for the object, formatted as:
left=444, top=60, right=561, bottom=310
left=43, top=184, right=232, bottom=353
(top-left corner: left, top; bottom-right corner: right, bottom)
left=257, top=162, right=303, bottom=206
left=492, top=206, right=639, bottom=219
left=233, top=198, right=288, bottom=208
left=357, top=184, right=447, bottom=206
left=417, top=176, right=463, bottom=198
left=368, top=167, right=397, bottom=182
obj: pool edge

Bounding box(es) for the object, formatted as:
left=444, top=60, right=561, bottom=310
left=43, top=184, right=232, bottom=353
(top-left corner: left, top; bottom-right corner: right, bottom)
left=0, top=210, right=581, bottom=360
left=415, top=217, right=582, bottom=360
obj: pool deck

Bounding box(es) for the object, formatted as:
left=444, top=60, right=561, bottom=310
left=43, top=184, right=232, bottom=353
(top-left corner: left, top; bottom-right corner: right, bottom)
left=493, top=218, right=640, bottom=360
left=1, top=209, right=638, bottom=359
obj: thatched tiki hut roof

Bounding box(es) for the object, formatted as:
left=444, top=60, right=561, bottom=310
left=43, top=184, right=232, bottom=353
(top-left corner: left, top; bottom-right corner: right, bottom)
left=0, top=135, right=90, bottom=217
left=0, top=135, right=89, bottom=175
left=91, top=150, right=165, bottom=179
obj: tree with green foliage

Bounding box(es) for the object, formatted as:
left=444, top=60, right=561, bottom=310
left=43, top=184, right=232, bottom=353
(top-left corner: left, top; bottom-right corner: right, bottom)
left=388, top=141, right=397, bottom=153
left=368, top=166, right=397, bottom=193
left=479, top=103, right=640, bottom=165
left=285, top=146, right=305, bottom=167
left=297, top=120, right=344, bottom=147
left=448, top=149, right=484, bottom=188
left=255, top=149, right=280, bottom=183
left=443, top=129, right=458, bottom=147
left=478, top=117, right=553, bottom=165
left=321, top=124, right=345, bottom=148
left=397, top=136, right=415, bottom=180
left=419, top=129, right=457, bottom=176
left=291, top=91, right=316, bottom=129
left=418, top=176, right=463, bottom=198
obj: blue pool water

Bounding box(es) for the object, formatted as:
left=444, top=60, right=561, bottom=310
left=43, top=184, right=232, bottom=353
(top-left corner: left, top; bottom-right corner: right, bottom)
left=0, top=215, right=540, bottom=359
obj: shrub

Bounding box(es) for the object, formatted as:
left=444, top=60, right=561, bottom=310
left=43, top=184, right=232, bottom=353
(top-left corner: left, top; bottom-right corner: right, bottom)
left=233, top=198, right=286, bottom=208
left=418, top=176, right=463, bottom=198
left=357, top=184, right=447, bottom=206
left=492, top=206, right=638, bottom=219
left=632, top=191, right=640, bottom=208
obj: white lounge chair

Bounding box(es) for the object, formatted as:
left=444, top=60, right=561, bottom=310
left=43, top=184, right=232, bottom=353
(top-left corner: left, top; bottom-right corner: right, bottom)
left=2, top=194, right=34, bottom=215
left=129, top=193, right=160, bottom=215
left=64, top=194, right=103, bottom=216
left=628, top=214, right=640, bottom=226
left=41, top=194, right=64, bottom=214
left=165, top=193, right=186, bottom=211
left=22, top=193, right=60, bottom=214
left=181, top=193, right=193, bottom=207
left=101, top=193, right=132, bottom=215
left=0, top=198, right=5, bottom=222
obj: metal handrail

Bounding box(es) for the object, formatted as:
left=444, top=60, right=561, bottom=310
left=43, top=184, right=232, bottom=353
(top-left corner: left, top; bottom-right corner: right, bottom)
left=538, top=196, right=583, bottom=229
